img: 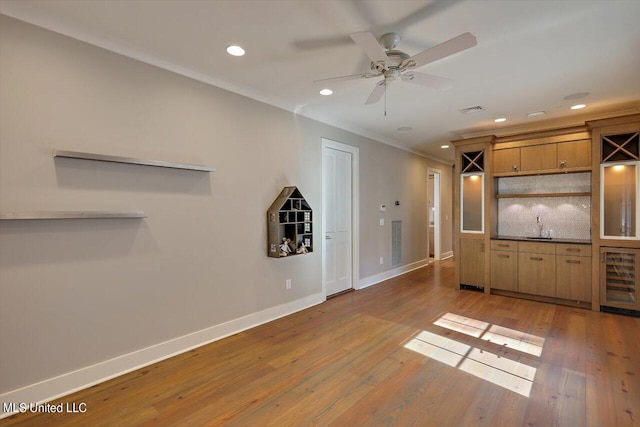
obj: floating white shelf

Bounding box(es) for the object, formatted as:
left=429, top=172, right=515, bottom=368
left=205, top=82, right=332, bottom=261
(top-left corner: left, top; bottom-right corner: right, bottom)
left=0, top=211, right=147, bottom=220
left=54, top=150, right=215, bottom=172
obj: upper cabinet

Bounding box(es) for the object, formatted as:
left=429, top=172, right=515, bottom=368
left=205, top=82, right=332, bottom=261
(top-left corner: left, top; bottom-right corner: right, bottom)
left=557, top=139, right=592, bottom=169
left=493, top=129, right=592, bottom=177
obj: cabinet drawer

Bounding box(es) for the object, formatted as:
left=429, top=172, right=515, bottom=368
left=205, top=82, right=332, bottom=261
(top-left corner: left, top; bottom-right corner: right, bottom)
left=491, top=240, right=518, bottom=252
left=556, top=244, right=591, bottom=257
left=518, top=241, right=556, bottom=254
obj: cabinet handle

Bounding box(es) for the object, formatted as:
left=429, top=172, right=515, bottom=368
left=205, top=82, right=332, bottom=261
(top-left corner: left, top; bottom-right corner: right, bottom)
left=497, top=243, right=510, bottom=248
left=559, top=160, right=567, bottom=168
left=530, top=257, right=543, bottom=261
left=566, top=248, right=581, bottom=253
left=566, top=260, right=581, bottom=264
left=498, top=254, right=510, bottom=258
left=480, top=243, right=485, bottom=253
left=513, top=165, right=519, bottom=171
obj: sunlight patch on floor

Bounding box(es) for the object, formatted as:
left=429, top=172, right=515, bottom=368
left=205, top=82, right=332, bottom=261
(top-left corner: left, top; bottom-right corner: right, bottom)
left=403, top=312, right=543, bottom=397
left=433, top=312, right=489, bottom=338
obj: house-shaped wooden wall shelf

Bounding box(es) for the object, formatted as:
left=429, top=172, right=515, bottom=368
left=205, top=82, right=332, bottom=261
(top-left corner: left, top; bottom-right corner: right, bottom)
left=267, top=186, right=312, bottom=258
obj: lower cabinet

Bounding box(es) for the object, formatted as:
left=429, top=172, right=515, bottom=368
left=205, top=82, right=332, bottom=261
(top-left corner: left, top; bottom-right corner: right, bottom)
left=556, top=255, right=592, bottom=302
left=460, top=238, right=485, bottom=287
left=490, top=240, right=592, bottom=303
left=490, top=240, right=518, bottom=291
left=518, top=252, right=556, bottom=297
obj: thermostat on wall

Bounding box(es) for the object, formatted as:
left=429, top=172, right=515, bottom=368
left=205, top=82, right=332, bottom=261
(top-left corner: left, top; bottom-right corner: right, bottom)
left=380, top=204, right=386, bottom=212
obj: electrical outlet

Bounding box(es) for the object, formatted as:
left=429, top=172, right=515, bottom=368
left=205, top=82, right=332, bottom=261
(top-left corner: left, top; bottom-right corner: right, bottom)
left=285, top=279, right=291, bottom=290
left=379, top=257, right=384, bottom=265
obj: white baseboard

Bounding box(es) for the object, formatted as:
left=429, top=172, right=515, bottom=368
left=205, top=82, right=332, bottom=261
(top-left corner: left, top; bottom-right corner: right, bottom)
left=357, top=258, right=429, bottom=290
left=0, top=292, right=325, bottom=419
left=441, top=251, right=454, bottom=260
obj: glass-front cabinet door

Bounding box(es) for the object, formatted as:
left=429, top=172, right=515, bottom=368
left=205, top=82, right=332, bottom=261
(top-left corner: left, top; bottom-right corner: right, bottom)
left=600, top=130, right=639, bottom=240
left=461, top=173, right=484, bottom=233
left=601, top=162, right=638, bottom=239
left=460, top=150, right=485, bottom=234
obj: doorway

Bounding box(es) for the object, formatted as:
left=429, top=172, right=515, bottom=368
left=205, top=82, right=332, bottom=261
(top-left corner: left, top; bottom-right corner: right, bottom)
left=322, top=139, right=359, bottom=297
left=428, top=169, right=441, bottom=261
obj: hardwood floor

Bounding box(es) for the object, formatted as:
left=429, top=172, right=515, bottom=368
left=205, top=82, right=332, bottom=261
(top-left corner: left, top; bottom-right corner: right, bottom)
left=3, top=259, right=639, bottom=426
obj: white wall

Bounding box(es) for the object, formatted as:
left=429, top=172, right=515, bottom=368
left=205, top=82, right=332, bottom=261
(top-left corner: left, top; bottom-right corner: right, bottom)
left=0, top=15, right=452, bottom=403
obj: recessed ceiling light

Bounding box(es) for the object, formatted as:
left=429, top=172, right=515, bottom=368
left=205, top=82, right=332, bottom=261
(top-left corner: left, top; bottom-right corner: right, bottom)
left=526, top=111, right=546, bottom=117
left=571, top=104, right=586, bottom=110
left=494, top=117, right=507, bottom=123
left=319, top=89, right=333, bottom=96
left=226, top=45, right=245, bottom=56
left=441, top=144, right=450, bottom=149
left=564, top=92, right=589, bottom=100
left=397, top=126, right=413, bottom=132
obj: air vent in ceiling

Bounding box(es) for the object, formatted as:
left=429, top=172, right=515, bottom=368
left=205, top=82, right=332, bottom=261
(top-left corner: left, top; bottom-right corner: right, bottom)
left=459, top=105, right=485, bottom=114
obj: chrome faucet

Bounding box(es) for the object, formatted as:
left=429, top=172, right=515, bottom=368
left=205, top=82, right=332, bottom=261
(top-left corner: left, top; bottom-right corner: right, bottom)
left=536, top=215, right=543, bottom=238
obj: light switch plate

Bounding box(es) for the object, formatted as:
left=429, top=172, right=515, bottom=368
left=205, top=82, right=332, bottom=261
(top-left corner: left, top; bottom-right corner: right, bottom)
left=380, top=218, right=384, bottom=226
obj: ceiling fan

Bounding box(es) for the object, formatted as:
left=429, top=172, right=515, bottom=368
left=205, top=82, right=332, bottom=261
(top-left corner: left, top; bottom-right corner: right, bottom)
left=315, top=31, right=477, bottom=105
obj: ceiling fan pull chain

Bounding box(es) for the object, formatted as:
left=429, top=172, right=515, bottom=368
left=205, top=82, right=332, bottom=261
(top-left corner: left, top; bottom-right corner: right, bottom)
left=384, top=81, right=387, bottom=117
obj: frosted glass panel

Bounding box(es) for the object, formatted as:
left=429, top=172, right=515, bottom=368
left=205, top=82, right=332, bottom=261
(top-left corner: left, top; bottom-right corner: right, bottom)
left=602, top=163, right=638, bottom=239
left=461, top=173, right=484, bottom=233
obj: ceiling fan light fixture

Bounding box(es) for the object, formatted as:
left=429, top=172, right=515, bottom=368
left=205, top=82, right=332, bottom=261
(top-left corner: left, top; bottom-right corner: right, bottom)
left=571, top=104, right=586, bottom=110
left=226, top=45, right=245, bottom=56
left=494, top=117, right=507, bottom=123
left=319, top=89, right=333, bottom=96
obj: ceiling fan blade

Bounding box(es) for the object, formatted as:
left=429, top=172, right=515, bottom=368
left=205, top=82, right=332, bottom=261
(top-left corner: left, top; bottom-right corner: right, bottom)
left=350, top=32, right=391, bottom=67
left=401, top=72, right=453, bottom=90
left=405, top=32, right=477, bottom=69
left=314, top=72, right=380, bottom=85
left=365, top=80, right=387, bottom=105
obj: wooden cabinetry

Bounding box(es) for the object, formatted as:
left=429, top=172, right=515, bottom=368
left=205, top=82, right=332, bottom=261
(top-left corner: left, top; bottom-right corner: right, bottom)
left=556, top=244, right=591, bottom=302
left=494, top=148, right=521, bottom=174
left=518, top=242, right=556, bottom=297
left=490, top=240, right=518, bottom=291
left=521, top=144, right=557, bottom=172
left=490, top=241, right=592, bottom=303
left=460, top=238, right=485, bottom=287
left=557, top=139, right=592, bottom=169
left=493, top=138, right=592, bottom=177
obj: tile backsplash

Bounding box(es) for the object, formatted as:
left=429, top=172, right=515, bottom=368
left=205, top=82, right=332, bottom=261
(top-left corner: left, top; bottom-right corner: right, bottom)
left=497, top=173, right=591, bottom=240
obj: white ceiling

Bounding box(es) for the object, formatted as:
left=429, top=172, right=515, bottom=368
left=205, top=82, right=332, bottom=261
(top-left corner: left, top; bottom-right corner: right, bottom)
left=2, top=0, right=640, bottom=163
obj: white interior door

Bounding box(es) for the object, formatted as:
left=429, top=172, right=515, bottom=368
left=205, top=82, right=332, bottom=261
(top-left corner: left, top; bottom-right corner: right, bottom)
left=428, top=169, right=442, bottom=260
left=324, top=146, right=352, bottom=295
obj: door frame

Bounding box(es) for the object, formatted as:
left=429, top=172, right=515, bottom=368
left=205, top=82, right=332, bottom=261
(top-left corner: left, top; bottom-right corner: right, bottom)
left=428, top=167, right=442, bottom=261
left=321, top=138, right=360, bottom=298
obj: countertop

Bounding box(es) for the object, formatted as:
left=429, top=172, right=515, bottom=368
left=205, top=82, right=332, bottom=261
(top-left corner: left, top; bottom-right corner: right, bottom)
left=492, top=236, right=592, bottom=245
